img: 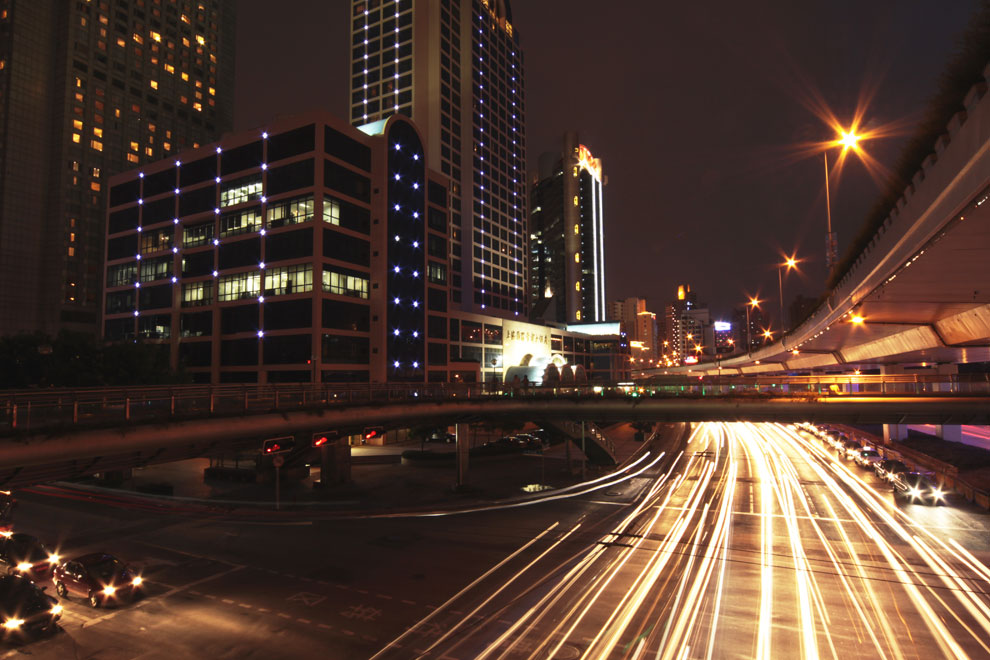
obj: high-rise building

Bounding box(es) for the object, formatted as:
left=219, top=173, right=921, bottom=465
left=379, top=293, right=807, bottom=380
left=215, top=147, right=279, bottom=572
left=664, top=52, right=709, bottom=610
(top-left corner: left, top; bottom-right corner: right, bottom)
left=348, top=0, right=527, bottom=318
left=530, top=133, right=606, bottom=324
left=0, top=0, right=236, bottom=337
left=731, top=303, right=769, bottom=352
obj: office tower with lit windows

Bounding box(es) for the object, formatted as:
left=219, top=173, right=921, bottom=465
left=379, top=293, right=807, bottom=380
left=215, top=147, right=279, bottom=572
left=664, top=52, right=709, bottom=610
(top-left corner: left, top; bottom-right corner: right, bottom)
left=348, top=0, right=527, bottom=318
left=0, top=0, right=235, bottom=337
left=103, top=110, right=459, bottom=385
left=529, top=132, right=606, bottom=324
left=609, top=297, right=657, bottom=361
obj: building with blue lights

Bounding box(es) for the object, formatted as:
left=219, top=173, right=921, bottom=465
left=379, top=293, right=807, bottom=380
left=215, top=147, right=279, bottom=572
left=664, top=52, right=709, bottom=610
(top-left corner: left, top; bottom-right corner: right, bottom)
left=349, top=0, right=528, bottom=319
left=103, top=111, right=459, bottom=384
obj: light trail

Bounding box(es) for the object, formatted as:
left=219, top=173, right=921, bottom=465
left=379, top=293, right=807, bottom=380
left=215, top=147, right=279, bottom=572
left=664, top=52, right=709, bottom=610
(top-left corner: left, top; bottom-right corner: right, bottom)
left=375, top=422, right=990, bottom=660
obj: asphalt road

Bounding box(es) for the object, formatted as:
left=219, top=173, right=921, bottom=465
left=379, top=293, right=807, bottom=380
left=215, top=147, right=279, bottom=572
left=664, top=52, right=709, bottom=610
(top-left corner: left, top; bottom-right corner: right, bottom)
left=3, top=423, right=990, bottom=659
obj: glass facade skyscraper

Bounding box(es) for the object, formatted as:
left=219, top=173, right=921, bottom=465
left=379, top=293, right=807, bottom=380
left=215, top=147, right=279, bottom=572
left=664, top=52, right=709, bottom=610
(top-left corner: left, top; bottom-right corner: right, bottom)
left=0, top=0, right=235, bottom=336
left=349, top=0, right=527, bottom=318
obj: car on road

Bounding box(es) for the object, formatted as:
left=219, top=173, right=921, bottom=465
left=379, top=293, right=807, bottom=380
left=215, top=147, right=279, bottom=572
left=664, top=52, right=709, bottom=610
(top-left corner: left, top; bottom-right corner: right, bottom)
left=0, top=574, right=61, bottom=640
left=853, top=447, right=883, bottom=469
left=0, top=532, right=59, bottom=582
left=875, top=459, right=909, bottom=483
left=53, top=553, right=143, bottom=608
left=840, top=439, right=862, bottom=460
left=892, top=472, right=945, bottom=505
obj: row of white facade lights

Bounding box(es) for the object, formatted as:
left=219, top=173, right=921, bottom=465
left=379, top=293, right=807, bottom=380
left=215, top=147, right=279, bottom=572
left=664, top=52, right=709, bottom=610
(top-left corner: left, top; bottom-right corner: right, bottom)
left=359, top=2, right=404, bottom=122
left=391, top=140, right=425, bottom=370
left=128, top=130, right=282, bottom=335
left=475, top=18, right=522, bottom=315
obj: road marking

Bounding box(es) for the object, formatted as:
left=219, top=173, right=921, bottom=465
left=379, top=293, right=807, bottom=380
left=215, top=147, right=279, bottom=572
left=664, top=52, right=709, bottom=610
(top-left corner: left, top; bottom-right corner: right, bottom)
left=257, top=607, right=270, bottom=613
left=319, top=623, right=333, bottom=629
left=376, top=593, right=393, bottom=600
left=401, top=599, right=416, bottom=605
left=278, top=612, right=292, bottom=619
left=221, top=599, right=235, bottom=604
left=81, top=564, right=245, bottom=629
left=287, top=592, right=327, bottom=606
left=298, top=618, right=311, bottom=624
left=238, top=603, right=252, bottom=609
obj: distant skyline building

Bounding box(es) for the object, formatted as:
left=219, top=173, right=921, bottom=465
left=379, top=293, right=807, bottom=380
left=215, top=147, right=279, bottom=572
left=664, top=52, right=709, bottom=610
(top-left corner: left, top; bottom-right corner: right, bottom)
left=348, top=0, right=527, bottom=318
left=0, top=0, right=236, bottom=336
left=731, top=303, right=769, bottom=352
left=663, top=284, right=711, bottom=364
left=609, top=297, right=656, bottom=363
left=530, top=132, right=606, bottom=324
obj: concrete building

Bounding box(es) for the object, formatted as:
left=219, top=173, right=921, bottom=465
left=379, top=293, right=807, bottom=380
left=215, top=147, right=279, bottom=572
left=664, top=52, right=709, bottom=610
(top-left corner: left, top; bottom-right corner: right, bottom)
left=530, top=133, right=606, bottom=324
left=348, top=0, right=527, bottom=318
left=0, top=0, right=235, bottom=336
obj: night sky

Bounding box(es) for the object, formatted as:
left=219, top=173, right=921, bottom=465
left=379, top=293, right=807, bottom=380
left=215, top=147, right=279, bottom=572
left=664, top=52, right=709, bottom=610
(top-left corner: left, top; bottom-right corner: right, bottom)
left=234, top=0, right=979, bottom=324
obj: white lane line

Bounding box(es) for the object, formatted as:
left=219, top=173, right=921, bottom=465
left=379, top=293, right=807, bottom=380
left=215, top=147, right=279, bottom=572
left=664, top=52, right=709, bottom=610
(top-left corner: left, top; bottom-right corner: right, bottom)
left=278, top=612, right=292, bottom=619
left=238, top=603, right=252, bottom=609
left=298, top=618, right=312, bottom=624
left=81, top=564, right=245, bottom=629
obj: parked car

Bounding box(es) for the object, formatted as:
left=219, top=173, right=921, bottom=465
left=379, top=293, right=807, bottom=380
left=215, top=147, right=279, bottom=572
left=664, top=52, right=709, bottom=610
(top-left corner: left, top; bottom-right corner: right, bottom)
left=53, top=553, right=143, bottom=608
left=892, top=472, right=945, bottom=505
left=0, top=533, right=59, bottom=582
left=427, top=430, right=456, bottom=443
left=854, top=447, right=883, bottom=469
left=0, top=574, right=60, bottom=640
left=875, top=459, right=909, bottom=483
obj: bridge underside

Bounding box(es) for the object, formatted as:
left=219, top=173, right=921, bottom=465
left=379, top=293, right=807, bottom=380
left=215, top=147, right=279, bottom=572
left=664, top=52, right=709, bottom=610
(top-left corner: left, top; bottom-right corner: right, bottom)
left=1, top=396, right=988, bottom=488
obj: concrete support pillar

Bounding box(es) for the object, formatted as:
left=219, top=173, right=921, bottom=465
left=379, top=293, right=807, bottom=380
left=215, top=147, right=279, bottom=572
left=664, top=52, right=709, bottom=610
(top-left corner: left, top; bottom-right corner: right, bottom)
left=455, top=422, right=469, bottom=489
left=315, top=440, right=351, bottom=487
left=935, top=424, right=962, bottom=443
left=883, top=424, right=908, bottom=444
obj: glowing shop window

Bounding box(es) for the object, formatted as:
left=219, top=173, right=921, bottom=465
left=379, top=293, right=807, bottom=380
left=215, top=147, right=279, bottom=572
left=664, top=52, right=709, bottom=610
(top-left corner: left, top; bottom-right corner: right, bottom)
left=264, top=264, right=313, bottom=296
left=220, top=176, right=263, bottom=208
left=322, top=270, right=369, bottom=299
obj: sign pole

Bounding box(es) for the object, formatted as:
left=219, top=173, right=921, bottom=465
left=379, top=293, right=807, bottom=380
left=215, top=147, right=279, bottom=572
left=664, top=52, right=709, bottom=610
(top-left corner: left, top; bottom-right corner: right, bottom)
left=273, top=454, right=284, bottom=510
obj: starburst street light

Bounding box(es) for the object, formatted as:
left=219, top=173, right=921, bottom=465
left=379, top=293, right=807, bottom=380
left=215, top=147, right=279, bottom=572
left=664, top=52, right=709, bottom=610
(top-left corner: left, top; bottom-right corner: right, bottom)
left=777, top=255, right=801, bottom=334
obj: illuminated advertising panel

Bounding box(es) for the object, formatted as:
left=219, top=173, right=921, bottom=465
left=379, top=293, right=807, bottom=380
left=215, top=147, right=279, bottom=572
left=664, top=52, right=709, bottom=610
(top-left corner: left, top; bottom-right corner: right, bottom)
left=502, top=320, right=551, bottom=368
left=714, top=321, right=731, bottom=332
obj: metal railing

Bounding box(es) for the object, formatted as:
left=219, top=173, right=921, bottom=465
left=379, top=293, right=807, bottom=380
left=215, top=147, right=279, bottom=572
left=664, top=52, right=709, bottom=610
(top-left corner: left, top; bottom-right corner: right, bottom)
left=1, top=373, right=988, bottom=434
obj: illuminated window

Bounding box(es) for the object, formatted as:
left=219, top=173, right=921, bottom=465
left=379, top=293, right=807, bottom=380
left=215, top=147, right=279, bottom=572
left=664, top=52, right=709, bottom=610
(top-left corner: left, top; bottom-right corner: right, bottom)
left=72, top=133, right=81, bottom=144
left=267, top=196, right=313, bottom=228
left=217, top=272, right=260, bottom=302
left=573, top=195, right=579, bottom=207
left=150, top=30, right=161, bottom=42
left=93, top=127, right=103, bottom=138
left=90, top=182, right=101, bottom=192
left=193, top=102, right=202, bottom=112
left=196, top=35, right=205, bottom=46
left=322, top=269, right=369, bottom=299
left=264, top=264, right=313, bottom=296
left=127, top=153, right=139, bottom=164
left=116, top=38, right=125, bottom=47
left=575, top=282, right=580, bottom=291
left=181, top=281, right=212, bottom=307
left=574, top=253, right=580, bottom=263
left=220, top=175, right=262, bottom=208
left=91, top=140, right=103, bottom=152
left=323, top=199, right=340, bottom=225
left=219, top=208, right=262, bottom=237
left=573, top=224, right=579, bottom=234
left=130, top=141, right=139, bottom=151
left=133, top=33, right=143, bottom=44
left=149, top=80, right=158, bottom=90
left=145, top=147, right=153, bottom=157
left=68, top=247, right=75, bottom=257
left=182, top=37, right=190, bottom=47
left=181, top=71, right=189, bottom=81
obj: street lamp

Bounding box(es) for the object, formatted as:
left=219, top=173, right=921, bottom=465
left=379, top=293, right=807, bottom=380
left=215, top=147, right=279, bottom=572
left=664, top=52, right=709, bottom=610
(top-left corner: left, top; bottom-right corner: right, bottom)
left=777, top=256, right=799, bottom=334
left=745, top=296, right=761, bottom=352
left=825, top=128, right=862, bottom=275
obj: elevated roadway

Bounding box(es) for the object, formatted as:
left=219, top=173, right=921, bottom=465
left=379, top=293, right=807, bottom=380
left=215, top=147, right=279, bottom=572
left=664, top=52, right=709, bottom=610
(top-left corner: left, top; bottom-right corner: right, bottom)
left=650, top=69, right=990, bottom=376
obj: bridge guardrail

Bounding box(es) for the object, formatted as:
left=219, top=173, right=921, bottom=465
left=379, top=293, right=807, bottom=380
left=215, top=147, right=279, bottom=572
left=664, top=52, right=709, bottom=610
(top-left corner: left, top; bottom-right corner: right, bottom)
left=1, top=375, right=988, bottom=434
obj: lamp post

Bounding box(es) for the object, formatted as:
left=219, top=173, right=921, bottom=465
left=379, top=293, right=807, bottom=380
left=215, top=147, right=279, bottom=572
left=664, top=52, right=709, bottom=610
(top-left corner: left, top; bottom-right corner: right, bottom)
left=746, top=297, right=760, bottom=352
left=777, top=257, right=798, bottom=334
left=824, top=129, right=861, bottom=277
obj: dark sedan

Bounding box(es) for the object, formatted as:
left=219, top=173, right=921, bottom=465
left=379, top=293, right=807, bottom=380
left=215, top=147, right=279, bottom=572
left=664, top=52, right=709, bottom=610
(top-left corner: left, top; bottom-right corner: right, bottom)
left=0, top=533, right=59, bottom=582
left=0, top=574, right=61, bottom=640
left=875, top=459, right=909, bottom=483
left=892, top=472, right=945, bottom=505
left=53, top=553, right=143, bottom=608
